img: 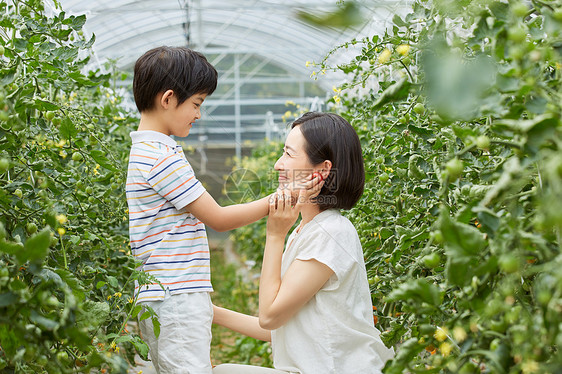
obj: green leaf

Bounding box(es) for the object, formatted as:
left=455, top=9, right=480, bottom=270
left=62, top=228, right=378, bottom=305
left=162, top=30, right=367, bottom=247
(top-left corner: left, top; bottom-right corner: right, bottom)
left=60, top=117, right=78, bottom=139
left=55, top=267, right=86, bottom=301
left=30, top=310, right=59, bottom=330
left=34, top=99, right=59, bottom=111
left=438, top=210, right=486, bottom=257
left=380, top=322, right=407, bottom=347
left=131, top=335, right=150, bottom=361
left=76, top=300, right=110, bottom=332
left=23, top=229, right=51, bottom=262
left=0, top=292, right=18, bottom=307
left=387, top=278, right=443, bottom=306
left=0, top=239, right=24, bottom=257
left=139, top=310, right=151, bottom=321
left=90, top=150, right=118, bottom=171
left=152, top=316, right=161, bottom=338
left=372, top=77, right=411, bottom=110
left=131, top=304, right=142, bottom=319
left=445, top=256, right=473, bottom=287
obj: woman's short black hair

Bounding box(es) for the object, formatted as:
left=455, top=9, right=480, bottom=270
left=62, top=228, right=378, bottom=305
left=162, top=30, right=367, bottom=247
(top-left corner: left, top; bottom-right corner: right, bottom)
left=133, top=46, right=218, bottom=112
left=291, top=112, right=365, bottom=210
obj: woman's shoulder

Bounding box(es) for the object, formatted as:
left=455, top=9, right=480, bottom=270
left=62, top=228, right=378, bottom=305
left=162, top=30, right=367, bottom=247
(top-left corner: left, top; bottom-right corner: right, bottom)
left=310, top=209, right=357, bottom=236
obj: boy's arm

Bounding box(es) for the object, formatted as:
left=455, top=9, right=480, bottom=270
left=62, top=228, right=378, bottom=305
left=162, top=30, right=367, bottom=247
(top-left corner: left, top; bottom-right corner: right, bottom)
left=185, top=174, right=324, bottom=232
left=213, top=305, right=271, bottom=342
left=184, top=191, right=270, bottom=232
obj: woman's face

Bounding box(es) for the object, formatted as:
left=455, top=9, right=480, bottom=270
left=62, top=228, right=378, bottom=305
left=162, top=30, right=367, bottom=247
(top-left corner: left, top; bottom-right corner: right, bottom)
left=274, top=126, right=317, bottom=189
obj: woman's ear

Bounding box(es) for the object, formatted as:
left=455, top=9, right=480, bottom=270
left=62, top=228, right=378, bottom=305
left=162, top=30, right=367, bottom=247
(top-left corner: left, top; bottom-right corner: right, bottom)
left=320, top=160, right=332, bottom=180
left=160, top=89, right=175, bottom=109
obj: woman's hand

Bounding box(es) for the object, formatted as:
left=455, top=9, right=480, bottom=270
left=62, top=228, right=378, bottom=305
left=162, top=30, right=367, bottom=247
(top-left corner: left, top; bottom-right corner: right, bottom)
left=267, top=188, right=300, bottom=238
left=284, top=172, right=324, bottom=205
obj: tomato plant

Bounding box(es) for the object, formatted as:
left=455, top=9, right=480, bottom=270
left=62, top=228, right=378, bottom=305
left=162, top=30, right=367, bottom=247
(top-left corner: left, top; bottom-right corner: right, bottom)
left=313, top=0, right=562, bottom=372
left=233, top=0, right=562, bottom=372
left=0, top=1, right=154, bottom=372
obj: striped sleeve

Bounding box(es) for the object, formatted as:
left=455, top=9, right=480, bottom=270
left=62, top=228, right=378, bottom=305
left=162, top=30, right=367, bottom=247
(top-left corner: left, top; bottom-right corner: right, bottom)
left=147, top=151, right=206, bottom=210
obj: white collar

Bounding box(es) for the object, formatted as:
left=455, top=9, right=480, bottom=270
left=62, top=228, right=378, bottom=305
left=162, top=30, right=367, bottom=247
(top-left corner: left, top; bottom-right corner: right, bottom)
left=130, top=130, right=178, bottom=148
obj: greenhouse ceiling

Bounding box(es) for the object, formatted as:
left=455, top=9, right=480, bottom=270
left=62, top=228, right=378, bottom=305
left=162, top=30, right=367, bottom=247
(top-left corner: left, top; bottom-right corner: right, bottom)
left=55, top=0, right=411, bottom=148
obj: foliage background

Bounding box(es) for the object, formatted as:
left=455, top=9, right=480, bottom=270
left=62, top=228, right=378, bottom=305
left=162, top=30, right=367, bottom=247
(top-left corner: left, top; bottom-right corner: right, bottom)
left=229, top=0, right=562, bottom=372
left=0, top=1, right=149, bottom=372
left=1, top=0, right=562, bottom=372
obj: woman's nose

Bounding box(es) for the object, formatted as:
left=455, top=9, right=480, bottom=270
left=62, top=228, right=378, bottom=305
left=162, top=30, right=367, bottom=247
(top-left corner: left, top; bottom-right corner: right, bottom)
left=274, top=157, right=283, bottom=171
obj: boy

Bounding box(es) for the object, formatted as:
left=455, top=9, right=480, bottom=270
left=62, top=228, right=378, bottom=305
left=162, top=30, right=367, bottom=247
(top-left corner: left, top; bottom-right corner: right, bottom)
left=126, top=46, right=320, bottom=373
left=127, top=46, right=271, bottom=373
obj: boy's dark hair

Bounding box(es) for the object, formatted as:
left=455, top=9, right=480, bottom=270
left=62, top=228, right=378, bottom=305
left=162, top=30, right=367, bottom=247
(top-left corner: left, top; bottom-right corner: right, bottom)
left=133, top=46, right=218, bottom=112
left=291, top=112, right=365, bottom=211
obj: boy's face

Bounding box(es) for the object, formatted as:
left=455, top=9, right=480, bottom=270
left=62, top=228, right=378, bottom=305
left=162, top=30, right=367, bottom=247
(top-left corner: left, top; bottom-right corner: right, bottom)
left=168, top=93, right=207, bottom=138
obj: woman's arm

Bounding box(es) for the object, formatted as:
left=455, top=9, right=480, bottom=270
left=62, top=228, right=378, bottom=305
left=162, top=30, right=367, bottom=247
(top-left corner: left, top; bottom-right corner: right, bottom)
left=213, top=305, right=272, bottom=342
left=258, top=189, right=334, bottom=330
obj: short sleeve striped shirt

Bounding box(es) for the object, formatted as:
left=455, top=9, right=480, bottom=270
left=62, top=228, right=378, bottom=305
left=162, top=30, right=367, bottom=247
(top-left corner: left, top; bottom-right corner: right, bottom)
left=126, top=130, right=212, bottom=303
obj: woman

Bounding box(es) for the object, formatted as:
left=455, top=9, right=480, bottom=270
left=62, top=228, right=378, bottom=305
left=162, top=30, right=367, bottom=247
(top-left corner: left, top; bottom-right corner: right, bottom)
left=213, top=112, right=394, bottom=373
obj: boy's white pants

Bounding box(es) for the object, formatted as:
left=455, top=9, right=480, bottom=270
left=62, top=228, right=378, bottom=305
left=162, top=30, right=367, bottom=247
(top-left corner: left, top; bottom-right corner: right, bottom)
left=139, top=290, right=213, bottom=374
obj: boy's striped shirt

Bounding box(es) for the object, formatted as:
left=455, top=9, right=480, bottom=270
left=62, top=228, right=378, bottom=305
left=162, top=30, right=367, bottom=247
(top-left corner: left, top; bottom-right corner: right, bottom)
left=126, top=130, right=212, bottom=302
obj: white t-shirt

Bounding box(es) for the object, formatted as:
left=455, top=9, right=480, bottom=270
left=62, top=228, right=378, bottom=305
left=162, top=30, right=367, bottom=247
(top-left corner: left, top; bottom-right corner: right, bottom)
left=271, top=209, right=394, bottom=374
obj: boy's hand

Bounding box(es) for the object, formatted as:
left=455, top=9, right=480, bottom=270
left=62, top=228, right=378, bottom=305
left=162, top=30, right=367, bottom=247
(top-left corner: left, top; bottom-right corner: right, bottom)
left=267, top=188, right=303, bottom=238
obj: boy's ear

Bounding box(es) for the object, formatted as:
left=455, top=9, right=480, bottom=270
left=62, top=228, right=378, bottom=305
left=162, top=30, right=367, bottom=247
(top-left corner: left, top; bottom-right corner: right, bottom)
left=160, top=90, right=175, bottom=109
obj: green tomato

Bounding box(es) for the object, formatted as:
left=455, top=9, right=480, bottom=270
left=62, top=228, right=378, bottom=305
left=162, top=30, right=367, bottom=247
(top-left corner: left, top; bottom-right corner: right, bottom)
left=422, top=253, right=441, bottom=269
left=458, top=361, right=479, bottom=374
left=45, top=111, right=56, bottom=121
left=399, top=116, right=408, bottom=124
left=0, top=158, right=9, bottom=172
left=413, top=103, right=425, bottom=115
left=85, top=186, right=94, bottom=194
left=26, top=222, right=38, bottom=234
left=24, top=346, right=37, bottom=361
left=446, top=158, right=463, bottom=181
left=499, top=254, right=519, bottom=273
left=56, top=351, right=69, bottom=364
left=375, top=156, right=384, bottom=165
left=71, top=152, right=83, bottom=162
left=0, top=110, right=9, bottom=122
left=379, top=173, right=390, bottom=183
left=537, top=290, right=552, bottom=305
left=489, top=338, right=501, bottom=351
left=14, top=188, right=23, bottom=199
left=431, top=230, right=444, bottom=244
left=36, top=355, right=48, bottom=367
left=508, top=27, right=526, bottom=43
left=476, top=135, right=490, bottom=150
left=52, top=117, right=61, bottom=126
left=88, top=196, right=95, bottom=203
left=511, top=2, right=528, bottom=17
